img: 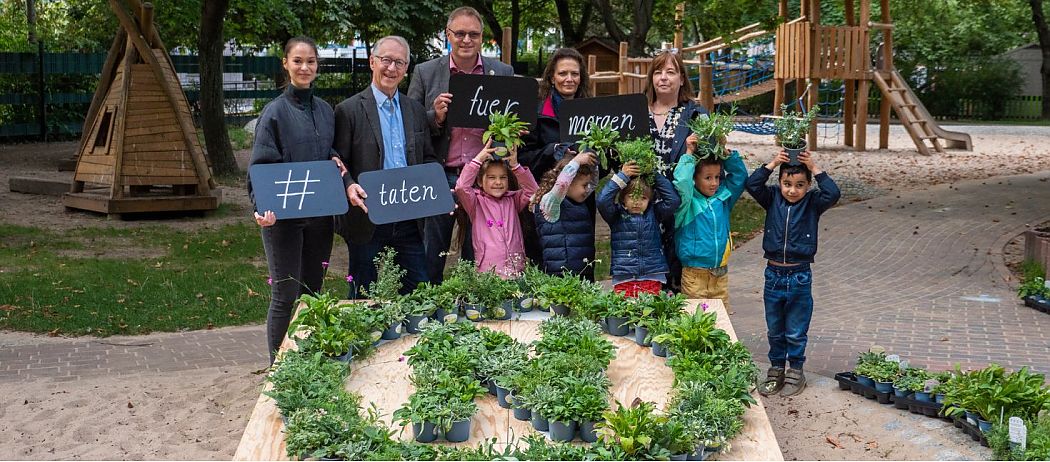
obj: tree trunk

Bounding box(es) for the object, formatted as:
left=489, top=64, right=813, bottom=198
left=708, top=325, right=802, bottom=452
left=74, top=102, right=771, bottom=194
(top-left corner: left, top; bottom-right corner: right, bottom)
left=198, top=0, right=237, bottom=176
left=592, top=0, right=628, bottom=45
left=629, top=0, right=654, bottom=56
left=555, top=0, right=593, bottom=46
left=1029, top=0, right=1050, bottom=119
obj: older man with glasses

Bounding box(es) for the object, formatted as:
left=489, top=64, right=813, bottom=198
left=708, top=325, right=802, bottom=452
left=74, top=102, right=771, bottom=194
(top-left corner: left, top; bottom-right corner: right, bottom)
left=333, top=35, right=439, bottom=299
left=408, top=6, right=514, bottom=284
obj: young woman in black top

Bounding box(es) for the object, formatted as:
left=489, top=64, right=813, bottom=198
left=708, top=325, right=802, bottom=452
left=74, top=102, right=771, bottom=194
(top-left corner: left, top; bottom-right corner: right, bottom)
left=248, top=36, right=346, bottom=364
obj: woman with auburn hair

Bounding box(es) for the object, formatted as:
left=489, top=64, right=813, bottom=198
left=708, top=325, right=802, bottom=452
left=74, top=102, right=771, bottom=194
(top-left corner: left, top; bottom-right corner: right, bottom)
left=644, top=50, right=710, bottom=293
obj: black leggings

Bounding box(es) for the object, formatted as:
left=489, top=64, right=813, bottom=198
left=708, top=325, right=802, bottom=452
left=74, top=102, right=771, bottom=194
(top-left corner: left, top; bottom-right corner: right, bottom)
left=261, top=216, right=333, bottom=364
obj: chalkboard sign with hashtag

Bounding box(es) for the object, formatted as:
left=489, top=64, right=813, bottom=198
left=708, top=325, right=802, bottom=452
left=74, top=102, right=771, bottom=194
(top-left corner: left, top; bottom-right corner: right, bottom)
left=248, top=161, right=349, bottom=219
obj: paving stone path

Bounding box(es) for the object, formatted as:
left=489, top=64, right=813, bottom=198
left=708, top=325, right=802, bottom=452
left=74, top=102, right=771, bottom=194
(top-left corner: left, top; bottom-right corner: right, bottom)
left=729, top=170, right=1050, bottom=377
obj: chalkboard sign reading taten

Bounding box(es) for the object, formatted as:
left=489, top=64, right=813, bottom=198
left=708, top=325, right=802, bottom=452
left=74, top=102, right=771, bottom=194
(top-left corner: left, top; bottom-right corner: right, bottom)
left=248, top=160, right=349, bottom=220
left=447, top=74, right=538, bottom=128
left=559, top=93, right=649, bottom=142
left=357, top=163, right=456, bottom=225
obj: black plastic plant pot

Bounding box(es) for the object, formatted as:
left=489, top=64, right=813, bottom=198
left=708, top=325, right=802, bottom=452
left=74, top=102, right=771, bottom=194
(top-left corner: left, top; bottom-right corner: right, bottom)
left=491, top=140, right=509, bottom=158
left=413, top=421, right=438, bottom=443
left=328, top=350, right=353, bottom=364
left=892, top=386, right=909, bottom=399
left=530, top=412, right=549, bottom=431
left=606, top=316, right=630, bottom=336
left=977, top=419, right=993, bottom=433
left=1035, top=297, right=1050, bottom=313
left=495, top=385, right=513, bottom=409
left=516, top=297, right=535, bottom=312
left=444, top=419, right=471, bottom=442
left=486, top=380, right=497, bottom=396
left=914, top=391, right=932, bottom=402
left=1024, top=295, right=1039, bottom=308
left=551, top=304, right=571, bottom=317
left=492, top=301, right=514, bottom=320
left=652, top=341, right=668, bottom=357
left=537, top=302, right=550, bottom=312
left=687, top=446, right=708, bottom=461
left=935, top=393, right=946, bottom=404
left=381, top=321, right=402, bottom=340
left=463, top=303, right=485, bottom=322
left=634, top=325, right=651, bottom=346
left=405, top=314, right=429, bottom=334
left=512, top=399, right=531, bottom=421
left=874, top=381, right=894, bottom=393
left=578, top=420, right=599, bottom=443
left=433, top=307, right=449, bottom=324
left=784, top=141, right=806, bottom=166
left=671, top=453, right=688, bottom=461
left=856, top=375, right=875, bottom=388
left=548, top=420, right=577, bottom=442
left=965, top=411, right=979, bottom=426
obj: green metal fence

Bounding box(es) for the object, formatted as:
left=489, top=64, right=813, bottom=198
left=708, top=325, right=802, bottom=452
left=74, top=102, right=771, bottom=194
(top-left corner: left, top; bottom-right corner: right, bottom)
left=0, top=51, right=370, bottom=140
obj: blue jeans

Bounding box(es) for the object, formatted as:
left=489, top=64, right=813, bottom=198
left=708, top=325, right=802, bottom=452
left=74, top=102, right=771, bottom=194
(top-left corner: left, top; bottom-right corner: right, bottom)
left=763, top=263, right=814, bottom=370
left=347, top=221, right=428, bottom=299
left=423, top=168, right=473, bottom=283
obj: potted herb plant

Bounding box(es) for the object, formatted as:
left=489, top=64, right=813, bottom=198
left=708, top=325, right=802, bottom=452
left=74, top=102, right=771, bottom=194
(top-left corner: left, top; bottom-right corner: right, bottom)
left=577, top=121, right=619, bottom=170
left=482, top=110, right=530, bottom=158
left=773, top=103, right=819, bottom=166
left=596, top=400, right=668, bottom=459
left=575, top=383, right=610, bottom=443
left=612, top=138, right=661, bottom=200
left=685, top=108, right=735, bottom=162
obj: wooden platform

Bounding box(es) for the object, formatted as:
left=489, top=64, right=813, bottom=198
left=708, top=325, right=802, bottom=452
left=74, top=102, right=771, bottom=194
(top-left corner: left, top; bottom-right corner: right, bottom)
left=63, top=190, right=219, bottom=214
left=233, top=300, right=784, bottom=461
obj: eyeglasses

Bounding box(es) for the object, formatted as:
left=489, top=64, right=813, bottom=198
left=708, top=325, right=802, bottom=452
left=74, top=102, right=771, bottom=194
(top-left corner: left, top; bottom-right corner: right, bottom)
left=447, top=28, right=482, bottom=41
left=373, top=55, right=408, bottom=70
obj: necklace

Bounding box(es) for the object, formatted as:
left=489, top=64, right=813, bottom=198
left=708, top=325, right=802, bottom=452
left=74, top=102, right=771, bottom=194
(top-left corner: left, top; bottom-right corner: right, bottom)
left=651, top=105, right=672, bottom=116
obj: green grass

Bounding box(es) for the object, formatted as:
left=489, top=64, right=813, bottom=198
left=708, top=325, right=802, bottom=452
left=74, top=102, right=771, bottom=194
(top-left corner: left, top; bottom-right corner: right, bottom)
left=228, top=126, right=253, bottom=150
left=593, top=195, right=766, bottom=281
left=0, top=222, right=279, bottom=336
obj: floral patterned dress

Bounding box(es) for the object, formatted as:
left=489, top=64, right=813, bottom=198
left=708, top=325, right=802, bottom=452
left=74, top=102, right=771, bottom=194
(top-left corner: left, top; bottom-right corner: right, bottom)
left=649, top=105, right=685, bottom=167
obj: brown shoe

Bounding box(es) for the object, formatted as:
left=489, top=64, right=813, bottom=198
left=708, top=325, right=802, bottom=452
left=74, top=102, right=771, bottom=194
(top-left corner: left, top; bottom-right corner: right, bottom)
left=758, top=367, right=785, bottom=396
left=780, top=368, right=807, bottom=396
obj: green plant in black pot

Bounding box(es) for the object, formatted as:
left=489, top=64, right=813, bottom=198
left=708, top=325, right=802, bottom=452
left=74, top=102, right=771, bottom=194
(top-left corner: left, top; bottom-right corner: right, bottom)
left=288, top=294, right=367, bottom=358
left=265, top=350, right=352, bottom=418
left=773, top=102, right=819, bottom=165
left=577, top=121, right=619, bottom=170
left=612, top=138, right=662, bottom=199
left=482, top=110, right=530, bottom=157
left=596, top=400, right=669, bottom=459
left=652, top=310, right=731, bottom=356
left=685, top=108, right=735, bottom=162
left=363, top=247, right=406, bottom=304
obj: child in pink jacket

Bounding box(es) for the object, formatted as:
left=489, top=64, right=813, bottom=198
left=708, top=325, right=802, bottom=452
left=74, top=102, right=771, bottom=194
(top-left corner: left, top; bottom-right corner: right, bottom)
left=455, top=143, right=540, bottom=278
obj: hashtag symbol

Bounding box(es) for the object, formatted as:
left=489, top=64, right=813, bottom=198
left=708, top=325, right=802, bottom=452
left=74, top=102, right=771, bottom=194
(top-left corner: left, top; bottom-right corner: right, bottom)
left=274, top=169, right=320, bottom=211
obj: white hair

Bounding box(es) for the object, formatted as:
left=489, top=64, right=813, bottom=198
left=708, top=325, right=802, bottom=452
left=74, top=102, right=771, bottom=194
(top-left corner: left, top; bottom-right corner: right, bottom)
left=371, top=35, right=410, bottom=59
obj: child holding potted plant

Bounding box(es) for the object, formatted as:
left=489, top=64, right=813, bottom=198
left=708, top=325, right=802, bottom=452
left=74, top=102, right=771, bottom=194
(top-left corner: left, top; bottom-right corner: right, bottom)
left=597, top=139, right=682, bottom=297
left=673, top=111, right=747, bottom=306
left=531, top=151, right=600, bottom=280
left=454, top=142, right=539, bottom=279
left=746, top=150, right=840, bottom=397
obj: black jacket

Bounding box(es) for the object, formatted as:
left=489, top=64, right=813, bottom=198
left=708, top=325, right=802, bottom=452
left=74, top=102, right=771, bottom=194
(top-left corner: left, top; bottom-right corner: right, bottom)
left=247, top=85, right=336, bottom=209
left=745, top=166, right=841, bottom=264
left=332, top=86, right=440, bottom=244
left=533, top=198, right=596, bottom=281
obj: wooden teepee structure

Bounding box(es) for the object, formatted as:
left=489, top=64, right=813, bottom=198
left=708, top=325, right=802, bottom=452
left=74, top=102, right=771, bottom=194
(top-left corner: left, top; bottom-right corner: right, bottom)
left=65, top=0, right=218, bottom=215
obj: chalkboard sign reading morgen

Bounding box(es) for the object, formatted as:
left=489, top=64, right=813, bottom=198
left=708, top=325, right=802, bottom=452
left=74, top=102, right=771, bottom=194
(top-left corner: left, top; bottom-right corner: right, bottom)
left=558, top=93, right=649, bottom=142
left=446, top=74, right=538, bottom=129
left=357, top=163, right=456, bottom=225
left=248, top=160, right=349, bottom=219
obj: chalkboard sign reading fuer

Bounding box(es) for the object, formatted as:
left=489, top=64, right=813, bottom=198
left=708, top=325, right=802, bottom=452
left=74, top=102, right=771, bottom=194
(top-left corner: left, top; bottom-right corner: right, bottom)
left=559, top=93, right=649, bottom=142
left=248, top=160, right=349, bottom=219
left=446, top=74, right=538, bottom=128
left=357, top=163, right=456, bottom=225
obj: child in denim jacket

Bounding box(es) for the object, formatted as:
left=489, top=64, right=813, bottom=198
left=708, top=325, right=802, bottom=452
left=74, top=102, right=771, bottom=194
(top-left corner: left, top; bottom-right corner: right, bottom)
left=746, top=150, right=840, bottom=397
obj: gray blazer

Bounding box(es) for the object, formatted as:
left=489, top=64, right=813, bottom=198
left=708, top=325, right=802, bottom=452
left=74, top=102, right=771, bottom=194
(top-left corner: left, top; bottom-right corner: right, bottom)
left=332, top=86, right=439, bottom=244
left=407, top=54, right=515, bottom=164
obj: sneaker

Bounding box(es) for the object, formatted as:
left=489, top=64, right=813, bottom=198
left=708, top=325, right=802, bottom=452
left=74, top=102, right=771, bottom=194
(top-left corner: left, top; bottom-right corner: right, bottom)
left=780, top=368, right=807, bottom=396
left=758, top=366, right=785, bottom=396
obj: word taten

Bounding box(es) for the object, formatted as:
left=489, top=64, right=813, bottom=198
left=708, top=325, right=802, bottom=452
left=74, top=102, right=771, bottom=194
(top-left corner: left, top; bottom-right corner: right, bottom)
left=468, top=86, right=520, bottom=117
left=567, top=113, right=636, bottom=135
left=378, top=180, right=437, bottom=206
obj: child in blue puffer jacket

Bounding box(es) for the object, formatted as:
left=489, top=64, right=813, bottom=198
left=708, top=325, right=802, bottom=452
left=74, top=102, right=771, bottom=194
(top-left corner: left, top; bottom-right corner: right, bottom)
left=672, top=145, right=747, bottom=306
left=597, top=161, right=681, bottom=297
left=746, top=150, right=840, bottom=398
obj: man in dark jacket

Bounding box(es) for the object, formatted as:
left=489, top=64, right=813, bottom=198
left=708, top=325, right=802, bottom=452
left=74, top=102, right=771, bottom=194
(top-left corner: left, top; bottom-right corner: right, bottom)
left=335, top=35, right=439, bottom=298
left=407, top=6, right=514, bottom=284
left=745, top=150, right=840, bottom=398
